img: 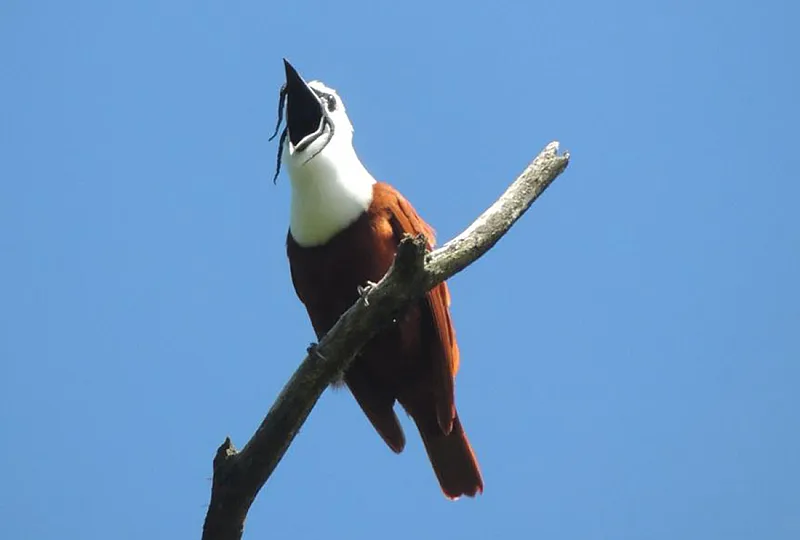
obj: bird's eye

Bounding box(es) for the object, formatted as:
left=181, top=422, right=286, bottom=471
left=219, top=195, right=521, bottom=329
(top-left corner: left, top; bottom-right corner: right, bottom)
left=324, top=94, right=337, bottom=112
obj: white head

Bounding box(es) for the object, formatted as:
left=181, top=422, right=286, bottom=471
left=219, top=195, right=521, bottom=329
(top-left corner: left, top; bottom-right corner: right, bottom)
left=277, top=59, right=376, bottom=247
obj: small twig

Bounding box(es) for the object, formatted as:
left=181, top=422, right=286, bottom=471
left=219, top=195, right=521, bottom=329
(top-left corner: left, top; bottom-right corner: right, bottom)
left=201, top=141, right=570, bottom=540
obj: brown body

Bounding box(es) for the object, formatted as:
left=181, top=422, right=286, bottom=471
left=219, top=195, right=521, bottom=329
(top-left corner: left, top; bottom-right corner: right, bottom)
left=287, top=182, right=483, bottom=498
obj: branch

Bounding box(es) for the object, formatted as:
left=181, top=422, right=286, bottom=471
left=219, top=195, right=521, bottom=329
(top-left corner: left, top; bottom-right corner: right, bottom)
left=201, top=141, right=571, bottom=540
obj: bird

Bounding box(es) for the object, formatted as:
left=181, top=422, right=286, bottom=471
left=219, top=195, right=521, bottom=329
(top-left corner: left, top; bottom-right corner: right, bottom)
left=272, top=59, right=483, bottom=499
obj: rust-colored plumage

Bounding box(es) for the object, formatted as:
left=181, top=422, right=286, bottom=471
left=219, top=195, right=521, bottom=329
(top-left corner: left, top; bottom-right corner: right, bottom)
left=287, top=182, right=483, bottom=499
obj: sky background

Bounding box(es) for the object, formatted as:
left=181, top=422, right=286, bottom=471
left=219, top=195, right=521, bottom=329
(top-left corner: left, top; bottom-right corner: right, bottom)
left=1, top=1, right=798, bottom=538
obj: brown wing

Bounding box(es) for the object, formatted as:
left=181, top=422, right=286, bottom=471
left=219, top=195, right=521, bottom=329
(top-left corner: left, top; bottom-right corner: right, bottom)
left=286, top=229, right=407, bottom=453
left=375, top=182, right=459, bottom=435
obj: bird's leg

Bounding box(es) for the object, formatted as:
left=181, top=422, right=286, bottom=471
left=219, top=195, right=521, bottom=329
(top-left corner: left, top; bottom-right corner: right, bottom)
left=307, top=342, right=327, bottom=362
left=357, top=281, right=379, bottom=306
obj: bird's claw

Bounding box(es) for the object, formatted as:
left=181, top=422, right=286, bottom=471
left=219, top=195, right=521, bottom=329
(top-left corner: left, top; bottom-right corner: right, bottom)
left=357, top=281, right=378, bottom=306
left=307, top=342, right=327, bottom=361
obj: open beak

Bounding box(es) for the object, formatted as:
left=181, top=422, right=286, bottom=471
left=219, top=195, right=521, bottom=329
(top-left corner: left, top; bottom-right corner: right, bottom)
left=283, top=59, right=325, bottom=151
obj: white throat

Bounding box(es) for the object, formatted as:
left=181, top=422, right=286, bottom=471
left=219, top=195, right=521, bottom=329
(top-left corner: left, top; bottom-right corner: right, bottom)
left=285, top=131, right=376, bottom=247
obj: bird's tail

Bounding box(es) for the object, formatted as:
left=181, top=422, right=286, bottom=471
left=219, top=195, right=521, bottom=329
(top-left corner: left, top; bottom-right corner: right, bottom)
left=416, top=413, right=483, bottom=499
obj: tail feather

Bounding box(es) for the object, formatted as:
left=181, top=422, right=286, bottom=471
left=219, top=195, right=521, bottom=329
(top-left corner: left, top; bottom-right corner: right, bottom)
left=417, top=414, right=484, bottom=499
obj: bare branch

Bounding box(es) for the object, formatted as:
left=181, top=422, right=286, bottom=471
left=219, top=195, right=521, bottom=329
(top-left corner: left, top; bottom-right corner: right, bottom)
left=201, top=141, right=570, bottom=540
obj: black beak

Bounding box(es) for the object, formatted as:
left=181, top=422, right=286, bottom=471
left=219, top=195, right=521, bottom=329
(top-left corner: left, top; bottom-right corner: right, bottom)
left=283, top=59, right=324, bottom=149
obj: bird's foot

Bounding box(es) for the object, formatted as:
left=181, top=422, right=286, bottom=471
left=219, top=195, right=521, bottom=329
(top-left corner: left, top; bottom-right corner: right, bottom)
left=307, top=342, right=327, bottom=362
left=357, top=281, right=379, bottom=306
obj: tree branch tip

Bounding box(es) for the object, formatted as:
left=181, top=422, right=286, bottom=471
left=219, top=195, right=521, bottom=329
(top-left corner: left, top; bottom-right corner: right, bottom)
left=394, top=234, right=428, bottom=270
left=542, top=140, right=570, bottom=162
left=545, top=140, right=560, bottom=153
left=214, top=437, right=238, bottom=467
left=398, top=233, right=429, bottom=249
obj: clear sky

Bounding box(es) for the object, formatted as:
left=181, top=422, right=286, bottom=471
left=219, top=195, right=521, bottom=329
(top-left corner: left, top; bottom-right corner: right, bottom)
left=1, top=1, right=798, bottom=538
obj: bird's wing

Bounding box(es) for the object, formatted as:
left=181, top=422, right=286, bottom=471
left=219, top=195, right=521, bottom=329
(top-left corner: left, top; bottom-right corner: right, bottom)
left=375, top=182, right=459, bottom=434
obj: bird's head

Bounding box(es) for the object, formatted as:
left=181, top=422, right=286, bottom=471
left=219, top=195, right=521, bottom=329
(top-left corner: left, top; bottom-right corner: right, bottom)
left=269, top=59, right=355, bottom=183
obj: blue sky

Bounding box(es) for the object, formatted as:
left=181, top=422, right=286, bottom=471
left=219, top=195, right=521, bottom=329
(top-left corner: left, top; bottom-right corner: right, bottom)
left=1, top=1, right=798, bottom=538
